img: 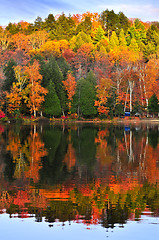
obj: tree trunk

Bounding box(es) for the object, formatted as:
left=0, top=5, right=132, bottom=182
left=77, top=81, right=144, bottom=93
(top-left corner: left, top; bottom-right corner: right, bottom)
left=124, top=86, right=129, bottom=112
left=34, top=109, right=36, bottom=118
left=129, top=80, right=134, bottom=113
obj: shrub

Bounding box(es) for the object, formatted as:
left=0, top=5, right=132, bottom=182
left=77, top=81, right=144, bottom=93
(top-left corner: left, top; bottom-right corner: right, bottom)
left=0, top=111, right=5, bottom=119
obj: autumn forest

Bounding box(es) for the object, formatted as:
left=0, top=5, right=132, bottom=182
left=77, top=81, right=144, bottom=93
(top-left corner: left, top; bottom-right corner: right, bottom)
left=0, top=10, right=159, bottom=119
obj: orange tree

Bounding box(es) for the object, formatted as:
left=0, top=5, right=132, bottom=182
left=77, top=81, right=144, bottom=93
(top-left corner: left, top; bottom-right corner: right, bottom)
left=62, top=72, right=76, bottom=113
left=24, top=60, right=48, bottom=117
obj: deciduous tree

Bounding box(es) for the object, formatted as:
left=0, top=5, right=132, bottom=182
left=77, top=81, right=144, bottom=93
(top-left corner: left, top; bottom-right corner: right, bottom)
left=24, top=60, right=48, bottom=117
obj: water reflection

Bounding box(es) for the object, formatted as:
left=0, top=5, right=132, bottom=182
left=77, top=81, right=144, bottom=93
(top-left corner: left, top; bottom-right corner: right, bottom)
left=0, top=122, right=159, bottom=231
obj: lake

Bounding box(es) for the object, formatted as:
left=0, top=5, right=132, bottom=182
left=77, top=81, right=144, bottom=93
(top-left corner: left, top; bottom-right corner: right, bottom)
left=0, top=122, right=159, bottom=240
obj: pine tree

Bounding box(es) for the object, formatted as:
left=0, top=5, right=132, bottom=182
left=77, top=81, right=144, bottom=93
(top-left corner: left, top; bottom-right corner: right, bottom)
left=119, top=29, right=127, bottom=47
left=148, top=94, right=159, bottom=117
left=44, top=80, right=61, bottom=117
left=94, top=26, right=106, bottom=43
left=109, top=31, right=119, bottom=49
left=86, top=70, right=97, bottom=86
left=73, top=78, right=97, bottom=117
left=3, top=58, right=17, bottom=92
left=56, top=56, right=71, bottom=80
left=129, top=38, right=140, bottom=53
left=44, top=57, right=67, bottom=114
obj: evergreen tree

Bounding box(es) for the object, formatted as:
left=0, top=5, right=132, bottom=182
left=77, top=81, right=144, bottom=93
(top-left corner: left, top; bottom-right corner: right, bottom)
left=100, top=9, right=119, bottom=37
left=6, top=22, right=20, bottom=35
left=106, top=91, right=124, bottom=118
left=129, top=38, right=140, bottom=53
left=3, top=58, right=17, bottom=92
left=100, top=10, right=129, bottom=37
left=118, top=12, right=130, bottom=33
left=109, top=31, right=119, bottom=49
left=148, top=94, right=159, bottom=116
left=143, top=42, right=156, bottom=60
left=56, top=56, right=71, bottom=80
left=146, top=24, right=159, bottom=46
left=119, top=28, right=127, bottom=47
left=44, top=14, right=56, bottom=32
left=55, top=13, right=76, bottom=40
left=44, top=80, right=61, bottom=117
left=34, top=16, right=44, bottom=31
left=94, top=26, right=106, bottom=43
left=76, top=16, right=92, bottom=35
left=70, top=31, right=92, bottom=51
left=44, top=57, right=67, bottom=114
left=73, top=78, right=97, bottom=117
left=86, top=70, right=97, bottom=86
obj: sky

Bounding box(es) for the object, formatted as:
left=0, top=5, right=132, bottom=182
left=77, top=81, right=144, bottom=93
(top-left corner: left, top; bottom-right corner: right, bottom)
left=0, top=0, right=159, bottom=26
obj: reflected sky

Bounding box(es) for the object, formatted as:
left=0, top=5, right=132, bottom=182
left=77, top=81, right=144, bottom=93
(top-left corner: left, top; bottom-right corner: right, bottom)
left=0, top=213, right=159, bottom=240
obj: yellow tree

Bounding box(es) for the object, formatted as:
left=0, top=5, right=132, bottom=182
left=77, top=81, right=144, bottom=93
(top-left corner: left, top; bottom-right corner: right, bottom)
left=6, top=65, right=28, bottom=115
left=24, top=60, right=48, bottom=117
left=95, top=77, right=113, bottom=115
left=6, top=82, right=22, bottom=114
left=34, top=39, right=69, bottom=58
left=29, top=30, right=49, bottom=50
left=14, top=65, right=28, bottom=91
left=0, top=30, right=11, bottom=51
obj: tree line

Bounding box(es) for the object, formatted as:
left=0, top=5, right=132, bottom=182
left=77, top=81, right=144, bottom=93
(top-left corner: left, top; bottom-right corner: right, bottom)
left=0, top=10, right=159, bottom=119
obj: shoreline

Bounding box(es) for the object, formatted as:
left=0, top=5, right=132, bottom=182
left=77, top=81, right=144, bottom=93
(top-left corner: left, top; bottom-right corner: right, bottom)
left=1, top=117, right=159, bottom=125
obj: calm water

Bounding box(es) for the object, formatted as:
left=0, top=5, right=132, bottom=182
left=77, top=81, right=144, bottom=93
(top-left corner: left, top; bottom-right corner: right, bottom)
left=0, top=122, right=159, bottom=240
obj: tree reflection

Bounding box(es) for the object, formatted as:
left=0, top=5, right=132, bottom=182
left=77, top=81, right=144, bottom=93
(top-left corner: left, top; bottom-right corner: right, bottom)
left=6, top=124, right=47, bottom=182
left=0, top=123, right=159, bottom=229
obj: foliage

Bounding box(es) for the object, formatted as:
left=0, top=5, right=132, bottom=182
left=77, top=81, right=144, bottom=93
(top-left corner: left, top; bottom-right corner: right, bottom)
left=44, top=80, right=61, bottom=117
left=148, top=94, right=159, bottom=115
left=0, top=110, right=5, bottom=119
left=0, top=11, right=159, bottom=118
left=73, top=78, right=97, bottom=117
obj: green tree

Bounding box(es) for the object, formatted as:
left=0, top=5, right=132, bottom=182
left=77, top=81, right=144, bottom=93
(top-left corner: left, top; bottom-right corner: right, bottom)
left=44, top=14, right=56, bottom=31
left=109, top=31, right=119, bottom=49
left=146, top=24, right=159, bottom=46
left=148, top=94, right=159, bottom=117
left=44, top=80, right=61, bottom=117
left=143, top=42, right=156, bottom=60
left=3, top=58, right=17, bottom=92
left=70, top=31, right=92, bottom=51
left=118, top=12, right=130, bottom=33
left=44, top=57, right=67, bottom=115
left=76, top=16, right=92, bottom=35
left=129, top=38, right=140, bottom=53
left=100, top=9, right=118, bottom=37
left=55, top=13, right=76, bottom=40
left=100, top=10, right=129, bottom=38
left=73, top=78, right=97, bottom=117
left=56, top=56, right=71, bottom=80
left=94, top=25, right=106, bottom=43
left=127, top=19, right=147, bottom=47
left=106, top=91, right=124, bottom=118
left=6, top=22, right=20, bottom=35
left=34, top=16, right=44, bottom=31
left=85, top=70, right=97, bottom=86
left=119, top=28, right=127, bottom=47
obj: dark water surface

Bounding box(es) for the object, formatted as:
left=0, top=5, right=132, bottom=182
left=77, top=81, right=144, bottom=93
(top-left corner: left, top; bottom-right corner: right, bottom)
left=0, top=122, right=159, bottom=239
